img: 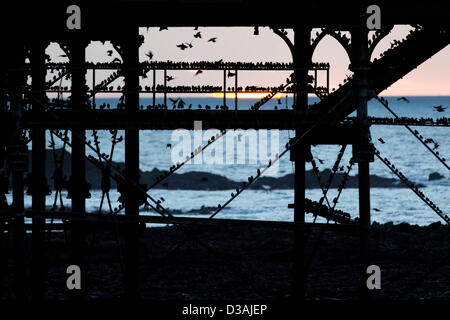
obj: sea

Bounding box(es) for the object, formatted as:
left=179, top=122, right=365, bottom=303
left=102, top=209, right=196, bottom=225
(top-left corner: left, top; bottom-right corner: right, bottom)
left=7, top=95, right=450, bottom=226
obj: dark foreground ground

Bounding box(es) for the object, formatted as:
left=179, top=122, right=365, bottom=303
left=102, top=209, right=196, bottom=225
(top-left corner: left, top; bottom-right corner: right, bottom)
left=1, top=221, right=449, bottom=300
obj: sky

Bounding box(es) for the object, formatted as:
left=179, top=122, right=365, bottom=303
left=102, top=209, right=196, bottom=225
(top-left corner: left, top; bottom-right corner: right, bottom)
left=45, top=25, right=450, bottom=97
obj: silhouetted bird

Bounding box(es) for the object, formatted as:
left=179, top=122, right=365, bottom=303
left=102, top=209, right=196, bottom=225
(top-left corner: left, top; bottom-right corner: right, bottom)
left=378, top=138, right=385, bottom=144
left=227, top=71, right=236, bottom=78
left=433, top=105, right=447, bottom=112
left=166, top=75, right=175, bottom=82
left=177, top=43, right=188, bottom=50
left=185, top=42, right=193, bottom=48
left=397, top=96, right=410, bottom=103
left=208, top=37, right=218, bottom=43
left=107, top=50, right=113, bottom=56
left=194, top=26, right=199, bottom=30
left=177, top=99, right=186, bottom=108
left=169, top=98, right=179, bottom=105
left=195, top=69, right=203, bottom=76
left=145, top=50, right=153, bottom=60
left=194, top=32, right=202, bottom=38
left=318, top=159, right=324, bottom=164
left=373, top=208, right=381, bottom=212
left=166, top=144, right=172, bottom=149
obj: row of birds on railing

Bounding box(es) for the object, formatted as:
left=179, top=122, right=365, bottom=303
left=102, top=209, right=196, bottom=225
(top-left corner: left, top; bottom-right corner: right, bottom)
left=42, top=61, right=330, bottom=71
left=343, top=116, right=450, bottom=127
left=375, top=25, right=422, bottom=60
left=374, top=148, right=449, bottom=224
left=249, top=77, right=293, bottom=110
left=45, top=84, right=300, bottom=94
left=308, top=144, right=356, bottom=224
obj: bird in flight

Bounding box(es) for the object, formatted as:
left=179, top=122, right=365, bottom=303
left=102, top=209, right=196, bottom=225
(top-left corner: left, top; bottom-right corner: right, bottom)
left=227, top=71, right=236, bottom=78
left=373, top=208, right=381, bottom=212
left=318, top=159, right=324, bottom=164
left=433, top=105, right=447, bottom=112
left=378, top=138, right=385, bottom=144
left=177, top=43, right=188, bottom=50
left=195, top=69, right=203, bottom=76
left=106, top=50, right=113, bottom=56
left=159, top=27, right=168, bottom=31
left=169, top=98, right=179, bottom=105
left=145, top=50, right=153, bottom=60
left=166, top=75, right=175, bottom=82
left=194, top=32, right=202, bottom=38
left=208, top=37, right=218, bottom=43
left=397, top=96, right=410, bottom=103
left=185, top=42, right=193, bottom=49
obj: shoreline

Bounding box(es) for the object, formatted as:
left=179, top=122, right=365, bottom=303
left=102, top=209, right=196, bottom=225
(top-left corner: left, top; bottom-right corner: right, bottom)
left=2, top=221, right=448, bottom=300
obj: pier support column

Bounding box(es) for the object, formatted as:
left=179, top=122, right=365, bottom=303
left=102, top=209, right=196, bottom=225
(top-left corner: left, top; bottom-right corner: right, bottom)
left=350, top=24, right=374, bottom=300
left=30, top=41, right=48, bottom=300
left=121, top=28, right=141, bottom=299
left=292, top=25, right=311, bottom=300
left=7, top=40, right=27, bottom=299
left=0, top=40, right=9, bottom=299
left=67, top=39, right=88, bottom=299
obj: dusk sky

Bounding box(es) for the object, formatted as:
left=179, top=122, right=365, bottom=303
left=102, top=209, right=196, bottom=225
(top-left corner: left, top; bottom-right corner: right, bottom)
left=46, top=25, right=450, bottom=97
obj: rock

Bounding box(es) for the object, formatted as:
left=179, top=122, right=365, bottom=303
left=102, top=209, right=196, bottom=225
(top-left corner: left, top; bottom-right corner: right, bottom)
left=394, top=222, right=412, bottom=232
left=427, top=221, right=442, bottom=229
left=429, top=172, right=444, bottom=181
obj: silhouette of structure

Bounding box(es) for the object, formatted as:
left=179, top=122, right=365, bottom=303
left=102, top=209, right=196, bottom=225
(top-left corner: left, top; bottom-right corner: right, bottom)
left=0, top=0, right=449, bottom=300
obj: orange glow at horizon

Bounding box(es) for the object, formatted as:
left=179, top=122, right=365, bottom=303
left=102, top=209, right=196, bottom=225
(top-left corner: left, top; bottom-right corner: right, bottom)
left=213, top=92, right=284, bottom=99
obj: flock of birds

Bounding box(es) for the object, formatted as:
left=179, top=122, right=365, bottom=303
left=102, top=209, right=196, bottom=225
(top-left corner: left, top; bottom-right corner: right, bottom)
left=397, top=96, right=447, bottom=113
